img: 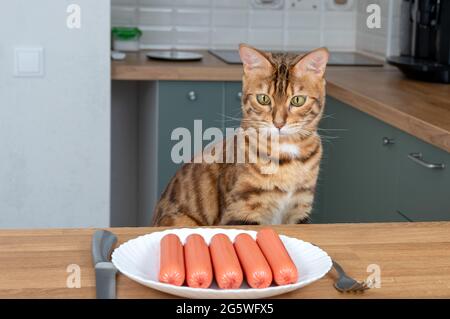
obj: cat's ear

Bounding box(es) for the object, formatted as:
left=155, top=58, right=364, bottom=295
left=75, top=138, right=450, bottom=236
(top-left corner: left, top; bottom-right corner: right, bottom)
left=293, top=47, right=329, bottom=78
left=239, top=43, right=272, bottom=74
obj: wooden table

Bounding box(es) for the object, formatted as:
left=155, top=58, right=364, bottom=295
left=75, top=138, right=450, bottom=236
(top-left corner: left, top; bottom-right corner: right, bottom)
left=1, top=222, right=450, bottom=298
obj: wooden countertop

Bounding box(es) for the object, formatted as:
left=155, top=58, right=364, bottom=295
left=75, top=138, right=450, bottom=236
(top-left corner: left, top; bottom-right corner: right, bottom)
left=326, top=68, right=450, bottom=153
left=1, top=222, right=450, bottom=298
left=112, top=50, right=243, bottom=81
left=112, top=51, right=450, bottom=153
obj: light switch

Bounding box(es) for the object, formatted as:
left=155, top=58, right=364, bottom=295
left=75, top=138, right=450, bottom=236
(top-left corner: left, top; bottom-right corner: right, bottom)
left=14, top=47, right=44, bottom=77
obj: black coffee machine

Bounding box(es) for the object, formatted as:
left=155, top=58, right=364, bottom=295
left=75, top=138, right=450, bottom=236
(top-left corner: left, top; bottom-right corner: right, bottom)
left=387, top=0, right=450, bottom=83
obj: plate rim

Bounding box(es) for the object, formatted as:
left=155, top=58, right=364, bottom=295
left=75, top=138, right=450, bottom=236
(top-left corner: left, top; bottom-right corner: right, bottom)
left=111, top=228, right=333, bottom=298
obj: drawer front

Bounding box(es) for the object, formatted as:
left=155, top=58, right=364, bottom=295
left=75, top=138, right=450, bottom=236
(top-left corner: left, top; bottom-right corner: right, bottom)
left=157, top=81, right=224, bottom=196
left=318, top=97, right=399, bottom=223
left=396, top=131, right=450, bottom=221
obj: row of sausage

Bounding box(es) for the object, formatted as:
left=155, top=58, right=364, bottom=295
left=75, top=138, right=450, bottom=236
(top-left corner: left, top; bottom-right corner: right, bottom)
left=159, top=228, right=298, bottom=289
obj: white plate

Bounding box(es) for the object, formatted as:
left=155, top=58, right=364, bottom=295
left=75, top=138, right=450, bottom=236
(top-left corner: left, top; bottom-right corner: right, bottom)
left=111, top=228, right=332, bottom=299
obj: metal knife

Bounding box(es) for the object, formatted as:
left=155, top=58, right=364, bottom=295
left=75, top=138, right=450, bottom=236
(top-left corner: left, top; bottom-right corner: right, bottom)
left=92, top=230, right=118, bottom=299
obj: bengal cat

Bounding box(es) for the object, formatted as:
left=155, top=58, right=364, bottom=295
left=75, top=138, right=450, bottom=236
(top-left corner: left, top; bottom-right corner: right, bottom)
left=152, top=44, right=329, bottom=226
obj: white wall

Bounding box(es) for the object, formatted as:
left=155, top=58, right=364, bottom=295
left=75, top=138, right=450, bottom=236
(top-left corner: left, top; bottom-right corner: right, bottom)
left=0, top=0, right=111, bottom=228
left=110, top=81, right=159, bottom=227
left=111, top=0, right=357, bottom=51
left=111, top=81, right=138, bottom=227
left=138, top=82, right=159, bottom=226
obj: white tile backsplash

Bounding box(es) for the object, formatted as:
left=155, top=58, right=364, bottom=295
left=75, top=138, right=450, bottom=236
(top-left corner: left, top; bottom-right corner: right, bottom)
left=249, top=10, right=283, bottom=28
left=355, top=0, right=401, bottom=57
left=138, top=7, right=173, bottom=26
left=112, top=6, right=137, bottom=27
left=111, top=0, right=388, bottom=51
left=323, top=30, right=356, bottom=51
left=212, top=0, right=249, bottom=8
left=286, top=0, right=322, bottom=11
left=286, top=30, right=321, bottom=50
left=174, top=0, right=211, bottom=7
left=286, top=11, right=321, bottom=29
left=140, top=27, right=174, bottom=49
left=175, top=26, right=210, bottom=47
left=139, top=0, right=174, bottom=6
left=249, top=28, right=284, bottom=49
left=323, top=11, right=355, bottom=30
left=211, top=27, right=248, bottom=47
left=212, top=9, right=248, bottom=27
left=112, top=0, right=138, bottom=5
left=174, top=8, right=210, bottom=26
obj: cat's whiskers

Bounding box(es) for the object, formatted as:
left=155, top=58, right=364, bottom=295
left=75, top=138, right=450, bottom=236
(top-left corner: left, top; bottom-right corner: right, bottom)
left=153, top=44, right=329, bottom=227
left=320, top=114, right=337, bottom=120
left=317, top=128, right=348, bottom=131
left=218, top=113, right=242, bottom=121
left=318, top=134, right=340, bottom=140
left=284, top=122, right=315, bottom=138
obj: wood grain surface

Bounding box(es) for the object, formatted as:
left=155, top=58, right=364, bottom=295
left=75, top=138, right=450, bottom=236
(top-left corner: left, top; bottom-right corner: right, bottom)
left=326, top=68, right=450, bottom=153
left=112, top=50, right=242, bottom=81
left=1, top=222, right=450, bottom=298
left=111, top=51, right=450, bottom=153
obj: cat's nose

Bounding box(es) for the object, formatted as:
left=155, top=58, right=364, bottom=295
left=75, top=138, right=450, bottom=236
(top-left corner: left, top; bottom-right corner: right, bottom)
left=274, top=121, right=285, bottom=130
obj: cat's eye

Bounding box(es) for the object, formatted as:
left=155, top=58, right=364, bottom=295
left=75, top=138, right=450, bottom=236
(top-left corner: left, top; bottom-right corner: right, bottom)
left=290, top=95, right=307, bottom=107
left=256, top=94, right=271, bottom=105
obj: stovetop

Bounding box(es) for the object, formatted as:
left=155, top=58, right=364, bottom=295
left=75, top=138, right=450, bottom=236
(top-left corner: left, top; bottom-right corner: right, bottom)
left=209, top=50, right=384, bottom=67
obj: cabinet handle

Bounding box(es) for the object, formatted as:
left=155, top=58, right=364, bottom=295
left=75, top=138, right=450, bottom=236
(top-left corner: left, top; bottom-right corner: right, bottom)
left=408, top=152, right=445, bottom=169
left=237, top=92, right=242, bottom=101
left=187, top=91, right=197, bottom=101
left=382, top=137, right=395, bottom=145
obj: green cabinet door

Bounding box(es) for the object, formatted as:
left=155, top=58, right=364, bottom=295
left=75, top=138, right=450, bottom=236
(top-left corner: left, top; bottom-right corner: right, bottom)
left=396, top=131, right=450, bottom=221
left=157, top=81, right=224, bottom=196
left=318, top=97, right=402, bottom=223
left=224, top=82, right=243, bottom=131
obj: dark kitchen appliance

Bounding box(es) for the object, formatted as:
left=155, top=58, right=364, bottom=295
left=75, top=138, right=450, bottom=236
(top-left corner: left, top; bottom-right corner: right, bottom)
left=387, top=0, right=450, bottom=83
left=209, top=50, right=383, bottom=67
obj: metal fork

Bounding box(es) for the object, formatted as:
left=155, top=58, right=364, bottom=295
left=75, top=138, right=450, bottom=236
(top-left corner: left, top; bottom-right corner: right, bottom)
left=332, top=260, right=371, bottom=293
left=312, top=243, right=370, bottom=293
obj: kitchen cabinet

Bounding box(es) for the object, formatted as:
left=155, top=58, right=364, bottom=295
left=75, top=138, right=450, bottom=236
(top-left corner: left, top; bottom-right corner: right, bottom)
left=157, top=81, right=244, bottom=197
left=396, top=131, right=450, bottom=221
left=224, top=82, right=243, bottom=130
left=157, top=81, right=223, bottom=195
left=316, top=97, right=450, bottom=223
left=153, top=82, right=450, bottom=223
left=316, top=97, right=402, bottom=223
